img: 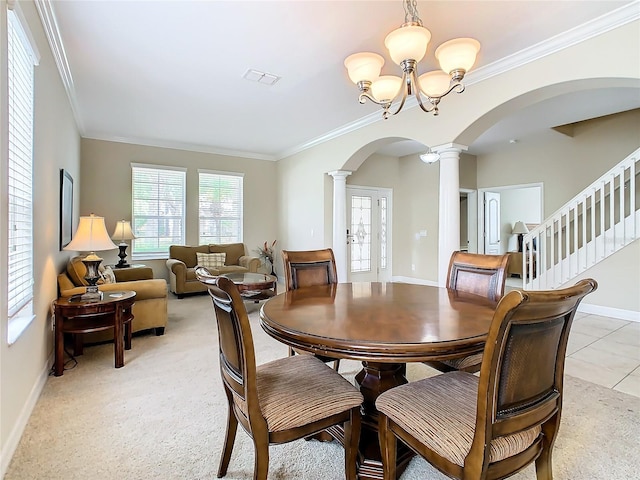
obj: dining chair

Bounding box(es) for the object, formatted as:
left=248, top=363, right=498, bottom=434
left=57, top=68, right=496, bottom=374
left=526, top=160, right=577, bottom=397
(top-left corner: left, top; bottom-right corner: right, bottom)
left=196, top=269, right=363, bottom=480
left=423, top=251, right=510, bottom=374
left=376, top=278, right=597, bottom=480
left=281, top=248, right=341, bottom=370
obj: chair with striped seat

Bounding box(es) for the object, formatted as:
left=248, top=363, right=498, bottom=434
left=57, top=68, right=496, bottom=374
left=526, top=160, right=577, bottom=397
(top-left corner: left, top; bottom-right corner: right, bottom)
left=423, top=251, right=510, bottom=374
left=196, top=271, right=363, bottom=480
left=376, top=278, right=597, bottom=480
left=282, top=248, right=341, bottom=370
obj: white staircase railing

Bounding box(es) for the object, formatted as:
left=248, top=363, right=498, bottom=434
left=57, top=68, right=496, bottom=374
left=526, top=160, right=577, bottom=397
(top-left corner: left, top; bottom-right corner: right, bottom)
left=524, top=147, right=639, bottom=290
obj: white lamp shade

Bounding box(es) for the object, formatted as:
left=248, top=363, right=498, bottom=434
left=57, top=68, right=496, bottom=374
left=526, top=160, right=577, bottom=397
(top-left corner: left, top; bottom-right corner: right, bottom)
left=370, top=75, right=402, bottom=103
left=418, top=70, right=452, bottom=97
left=64, top=214, right=117, bottom=253
left=435, top=37, right=481, bottom=74
left=111, top=220, right=136, bottom=242
left=512, top=221, right=530, bottom=235
left=384, top=24, right=431, bottom=65
left=344, top=52, right=384, bottom=84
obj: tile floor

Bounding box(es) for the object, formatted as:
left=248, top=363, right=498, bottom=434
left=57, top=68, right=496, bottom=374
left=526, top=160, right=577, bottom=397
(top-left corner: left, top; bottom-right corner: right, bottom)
left=505, top=278, right=640, bottom=398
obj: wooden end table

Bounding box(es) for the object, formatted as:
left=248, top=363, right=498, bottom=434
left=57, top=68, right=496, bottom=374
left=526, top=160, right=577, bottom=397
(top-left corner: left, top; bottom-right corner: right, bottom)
left=53, top=290, right=136, bottom=376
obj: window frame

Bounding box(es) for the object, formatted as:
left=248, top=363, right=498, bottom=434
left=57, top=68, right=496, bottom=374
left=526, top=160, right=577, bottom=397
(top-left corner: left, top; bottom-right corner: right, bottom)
left=5, top=2, right=40, bottom=344
left=198, top=169, right=244, bottom=245
left=131, top=163, right=186, bottom=260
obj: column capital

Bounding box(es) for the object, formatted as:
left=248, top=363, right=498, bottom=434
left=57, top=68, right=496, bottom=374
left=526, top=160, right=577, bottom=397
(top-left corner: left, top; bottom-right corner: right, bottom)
left=328, top=170, right=352, bottom=179
left=431, top=143, right=468, bottom=155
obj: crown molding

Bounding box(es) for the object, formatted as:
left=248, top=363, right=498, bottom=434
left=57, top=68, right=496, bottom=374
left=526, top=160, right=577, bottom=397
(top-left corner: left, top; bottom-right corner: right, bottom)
left=83, top=133, right=278, bottom=161
left=35, top=0, right=84, bottom=133
left=35, top=0, right=639, bottom=162
left=279, top=2, right=640, bottom=160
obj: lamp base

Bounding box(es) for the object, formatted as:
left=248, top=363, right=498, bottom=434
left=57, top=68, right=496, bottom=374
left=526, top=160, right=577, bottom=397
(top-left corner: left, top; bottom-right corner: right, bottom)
left=78, top=285, right=103, bottom=302
left=81, top=256, right=103, bottom=301
left=115, top=243, right=130, bottom=269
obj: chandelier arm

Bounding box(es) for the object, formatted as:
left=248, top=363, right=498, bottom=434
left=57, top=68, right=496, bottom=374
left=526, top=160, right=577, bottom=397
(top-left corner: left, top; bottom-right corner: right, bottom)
left=358, top=91, right=392, bottom=108
left=426, top=81, right=466, bottom=103
left=388, top=71, right=410, bottom=117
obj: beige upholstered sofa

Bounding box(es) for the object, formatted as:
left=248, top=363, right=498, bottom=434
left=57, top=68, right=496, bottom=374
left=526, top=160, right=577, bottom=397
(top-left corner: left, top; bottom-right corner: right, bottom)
left=166, top=243, right=260, bottom=298
left=57, top=256, right=168, bottom=342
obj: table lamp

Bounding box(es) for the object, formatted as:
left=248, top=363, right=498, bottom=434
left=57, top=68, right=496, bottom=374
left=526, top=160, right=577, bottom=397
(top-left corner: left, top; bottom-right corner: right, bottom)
left=512, top=221, right=529, bottom=252
left=64, top=214, right=117, bottom=300
left=111, top=220, right=136, bottom=268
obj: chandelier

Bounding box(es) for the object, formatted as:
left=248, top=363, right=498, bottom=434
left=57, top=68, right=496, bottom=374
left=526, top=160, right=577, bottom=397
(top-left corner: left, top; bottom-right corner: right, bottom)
left=344, top=0, right=480, bottom=119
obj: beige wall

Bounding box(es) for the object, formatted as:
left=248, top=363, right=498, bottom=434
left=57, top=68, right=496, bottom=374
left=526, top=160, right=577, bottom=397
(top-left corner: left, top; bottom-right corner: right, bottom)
left=0, top=0, right=81, bottom=472
left=80, top=139, right=279, bottom=280
left=275, top=20, right=640, bottom=306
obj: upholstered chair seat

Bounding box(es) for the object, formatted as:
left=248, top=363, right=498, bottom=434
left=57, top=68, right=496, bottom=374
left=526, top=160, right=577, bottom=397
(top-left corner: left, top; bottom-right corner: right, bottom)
left=377, top=372, right=540, bottom=466
left=237, top=354, right=363, bottom=432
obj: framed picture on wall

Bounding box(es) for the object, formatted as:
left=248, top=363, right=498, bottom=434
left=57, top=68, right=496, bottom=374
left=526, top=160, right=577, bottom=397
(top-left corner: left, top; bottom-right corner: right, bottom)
left=60, top=169, right=73, bottom=250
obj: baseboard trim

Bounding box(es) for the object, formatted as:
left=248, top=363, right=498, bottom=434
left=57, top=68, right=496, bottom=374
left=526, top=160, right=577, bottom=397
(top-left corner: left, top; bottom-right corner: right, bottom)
left=392, top=276, right=639, bottom=322
left=577, top=302, right=640, bottom=322
left=391, top=276, right=440, bottom=287
left=0, top=356, right=52, bottom=477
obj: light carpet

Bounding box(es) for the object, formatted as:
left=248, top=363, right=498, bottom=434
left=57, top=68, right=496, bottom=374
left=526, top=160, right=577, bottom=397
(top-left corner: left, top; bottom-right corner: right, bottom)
left=5, top=294, right=640, bottom=480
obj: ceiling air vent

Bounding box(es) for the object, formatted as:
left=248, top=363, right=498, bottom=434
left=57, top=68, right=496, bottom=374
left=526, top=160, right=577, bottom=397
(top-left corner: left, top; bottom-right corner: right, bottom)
left=242, top=69, right=280, bottom=86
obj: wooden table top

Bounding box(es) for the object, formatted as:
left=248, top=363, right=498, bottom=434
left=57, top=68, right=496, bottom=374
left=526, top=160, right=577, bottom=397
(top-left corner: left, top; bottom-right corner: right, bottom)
left=260, top=282, right=498, bottom=363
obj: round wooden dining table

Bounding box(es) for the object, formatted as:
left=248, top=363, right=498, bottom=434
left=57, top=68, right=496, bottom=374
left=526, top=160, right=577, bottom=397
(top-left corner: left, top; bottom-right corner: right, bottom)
left=260, top=282, right=498, bottom=480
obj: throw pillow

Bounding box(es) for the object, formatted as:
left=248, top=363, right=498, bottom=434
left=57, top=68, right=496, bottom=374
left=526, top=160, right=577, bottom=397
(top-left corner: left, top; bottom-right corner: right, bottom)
left=196, top=252, right=226, bottom=269
left=100, top=265, right=116, bottom=284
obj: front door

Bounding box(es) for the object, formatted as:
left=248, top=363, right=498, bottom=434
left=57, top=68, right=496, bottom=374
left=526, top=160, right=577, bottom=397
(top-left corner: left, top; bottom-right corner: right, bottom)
left=346, top=187, right=392, bottom=282
left=484, top=191, right=501, bottom=254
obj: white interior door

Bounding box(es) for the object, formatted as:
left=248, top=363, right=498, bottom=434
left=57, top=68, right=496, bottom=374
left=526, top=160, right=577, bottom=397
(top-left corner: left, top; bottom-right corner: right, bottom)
left=346, top=187, right=391, bottom=282
left=484, top=191, right=501, bottom=254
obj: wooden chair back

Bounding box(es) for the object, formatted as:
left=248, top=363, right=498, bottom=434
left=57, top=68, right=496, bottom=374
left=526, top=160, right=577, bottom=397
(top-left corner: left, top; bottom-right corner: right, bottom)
left=447, top=251, right=510, bottom=301
left=282, top=248, right=338, bottom=291
left=470, top=278, right=597, bottom=477
left=195, top=268, right=262, bottom=428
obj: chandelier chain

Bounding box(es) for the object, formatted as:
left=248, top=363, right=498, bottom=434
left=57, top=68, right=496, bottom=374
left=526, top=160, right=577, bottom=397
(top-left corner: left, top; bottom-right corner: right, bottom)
left=404, top=0, right=422, bottom=25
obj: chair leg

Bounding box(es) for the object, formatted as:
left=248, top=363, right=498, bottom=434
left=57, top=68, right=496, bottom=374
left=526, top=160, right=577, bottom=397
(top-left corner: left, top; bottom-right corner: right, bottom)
left=333, top=359, right=341, bottom=371
left=217, top=400, right=238, bottom=478
left=288, top=346, right=295, bottom=357
left=252, top=436, right=270, bottom=480
left=535, top=445, right=553, bottom=480
left=378, top=414, right=397, bottom=480
left=344, top=407, right=361, bottom=480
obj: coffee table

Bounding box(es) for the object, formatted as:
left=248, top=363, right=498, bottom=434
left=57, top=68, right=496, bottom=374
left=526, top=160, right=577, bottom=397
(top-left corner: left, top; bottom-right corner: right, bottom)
left=222, top=272, right=277, bottom=301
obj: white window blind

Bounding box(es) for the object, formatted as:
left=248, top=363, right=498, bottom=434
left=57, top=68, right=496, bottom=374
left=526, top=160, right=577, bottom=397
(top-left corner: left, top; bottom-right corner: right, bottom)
left=7, top=7, right=36, bottom=322
left=198, top=170, right=243, bottom=245
left=131, top=164, right=186, bottom=257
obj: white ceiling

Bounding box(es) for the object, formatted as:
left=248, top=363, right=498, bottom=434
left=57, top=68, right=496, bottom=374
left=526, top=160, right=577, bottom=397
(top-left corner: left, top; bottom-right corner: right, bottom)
left=45, top=0, right=640, bottom=160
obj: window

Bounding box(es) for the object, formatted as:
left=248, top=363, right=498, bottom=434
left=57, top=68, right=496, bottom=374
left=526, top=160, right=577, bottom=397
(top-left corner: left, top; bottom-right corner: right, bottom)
left=6, top=4, right=39, bottom=343
left=198, top=170, right=243, bottom=245
left=131, top=164, right=186, bottom=258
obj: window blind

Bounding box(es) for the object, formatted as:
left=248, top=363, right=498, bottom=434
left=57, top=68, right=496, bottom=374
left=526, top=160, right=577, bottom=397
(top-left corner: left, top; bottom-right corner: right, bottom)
left=7, top=8, right=35, bottom=319
left=131, top=164, right=186, bottom=257
left=198, top=170, right=243, bottom=245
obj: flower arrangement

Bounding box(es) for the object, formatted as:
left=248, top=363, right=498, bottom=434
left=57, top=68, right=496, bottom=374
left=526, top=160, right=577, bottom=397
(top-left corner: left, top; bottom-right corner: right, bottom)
left=256, top=240, right=277, bottom=270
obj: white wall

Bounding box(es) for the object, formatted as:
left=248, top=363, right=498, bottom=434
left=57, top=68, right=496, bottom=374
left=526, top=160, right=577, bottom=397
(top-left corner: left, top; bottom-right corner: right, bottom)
left=0, top=0, right=81, bottom=473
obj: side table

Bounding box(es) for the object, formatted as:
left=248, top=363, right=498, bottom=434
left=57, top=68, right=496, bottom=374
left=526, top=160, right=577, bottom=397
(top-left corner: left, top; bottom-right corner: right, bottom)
left=52, top=290, right=136, bottom=376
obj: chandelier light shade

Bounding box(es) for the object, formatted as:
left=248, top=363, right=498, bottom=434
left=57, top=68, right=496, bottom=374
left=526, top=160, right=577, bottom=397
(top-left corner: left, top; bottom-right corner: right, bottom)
left=64, top=214, right=118, bottom=300
left=344, top=0, right=481, bottom=119
left=420, top=148, right=440, bottom=164
left=111, top=219, right=136, bottom=268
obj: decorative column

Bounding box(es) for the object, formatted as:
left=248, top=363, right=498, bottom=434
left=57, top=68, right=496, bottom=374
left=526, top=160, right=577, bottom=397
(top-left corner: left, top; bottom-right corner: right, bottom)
left=328, top=170, right=352, bottom=282
left=433, top=143, right=468, bottom=286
